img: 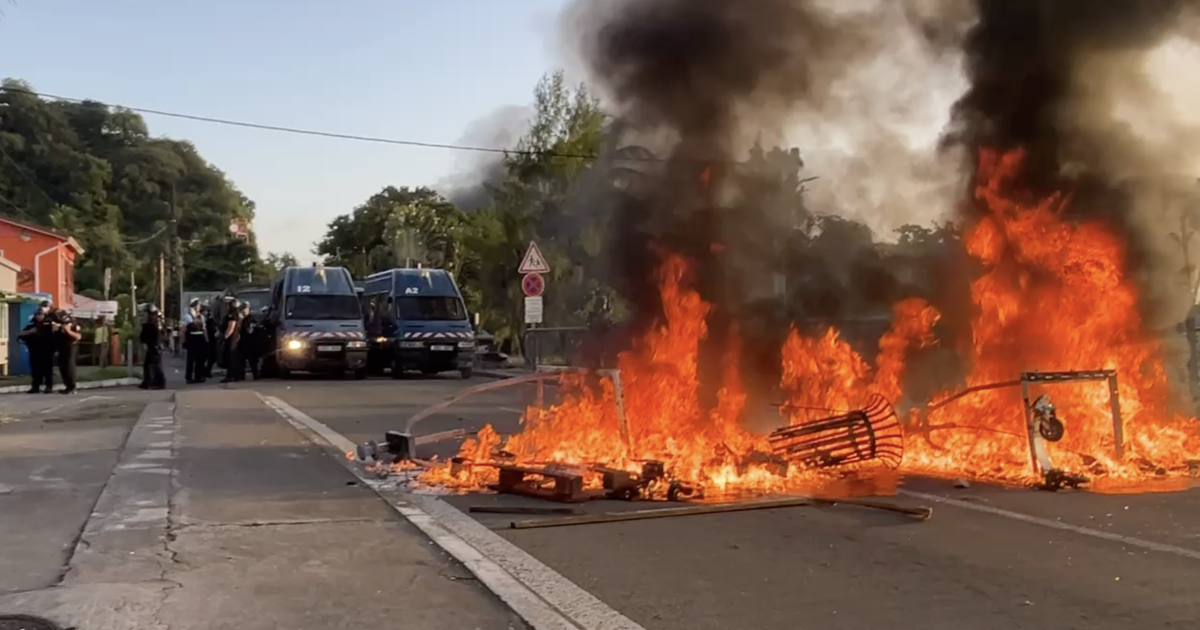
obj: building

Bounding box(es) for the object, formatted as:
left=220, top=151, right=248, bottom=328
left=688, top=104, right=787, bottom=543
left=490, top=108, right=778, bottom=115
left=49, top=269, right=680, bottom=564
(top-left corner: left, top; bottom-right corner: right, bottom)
left=0, top=216, right=84, bottom=308
left=0, top=253, right=18, bottom=294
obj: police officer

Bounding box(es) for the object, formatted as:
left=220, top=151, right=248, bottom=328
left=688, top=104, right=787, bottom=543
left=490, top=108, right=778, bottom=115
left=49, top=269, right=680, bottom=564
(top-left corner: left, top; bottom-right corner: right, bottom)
left=52, top=309, right=82, bottom=394
left=183, top=298, right=208, bottom=383
left=237, top=302, right=262, bottom=380
left=204, top=303, right=220, bottom=378
left=220, top=300, right=244, bottom=383
left=139, top=304, right=167, bottom=390
left=18, top=309, right=55, bottom=393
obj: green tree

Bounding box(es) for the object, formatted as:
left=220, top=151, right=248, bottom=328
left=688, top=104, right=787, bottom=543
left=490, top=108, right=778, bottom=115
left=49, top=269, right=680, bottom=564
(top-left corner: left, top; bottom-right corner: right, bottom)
left=315, top=186, right=465, bottom=277
left=0, top=78, right=262, bottom=316
left=265, top=251, right=300, bottom=272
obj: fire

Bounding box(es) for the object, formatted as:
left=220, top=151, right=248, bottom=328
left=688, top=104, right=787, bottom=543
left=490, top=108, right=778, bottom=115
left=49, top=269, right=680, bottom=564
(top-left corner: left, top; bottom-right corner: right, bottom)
left=413, top=146, right=1199, bottom=497
left=905, top=148, right=1200, bottom=488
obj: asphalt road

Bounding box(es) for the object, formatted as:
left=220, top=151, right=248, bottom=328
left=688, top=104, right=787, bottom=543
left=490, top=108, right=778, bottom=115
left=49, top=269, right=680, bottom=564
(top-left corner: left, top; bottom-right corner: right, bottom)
left=252, top=373, right=1200, bottom=630
left=0, top=391, right=170, bottom=594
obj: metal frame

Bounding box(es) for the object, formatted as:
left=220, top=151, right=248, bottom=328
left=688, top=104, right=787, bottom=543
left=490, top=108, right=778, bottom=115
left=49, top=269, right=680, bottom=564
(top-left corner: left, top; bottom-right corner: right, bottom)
left=1019, top=370, right=1124, bottom=475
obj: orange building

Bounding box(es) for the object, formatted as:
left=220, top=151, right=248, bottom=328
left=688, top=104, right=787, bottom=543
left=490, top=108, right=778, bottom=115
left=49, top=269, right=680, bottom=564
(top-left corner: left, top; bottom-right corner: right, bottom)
left=0, top=216, right=84, bottom=308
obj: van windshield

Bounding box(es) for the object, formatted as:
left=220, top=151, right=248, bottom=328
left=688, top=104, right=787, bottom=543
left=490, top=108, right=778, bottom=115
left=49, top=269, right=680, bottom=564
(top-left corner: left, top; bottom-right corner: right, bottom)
left=397, top=296, right=466, bottom=321
left=285, top=295, right=362, bottom=320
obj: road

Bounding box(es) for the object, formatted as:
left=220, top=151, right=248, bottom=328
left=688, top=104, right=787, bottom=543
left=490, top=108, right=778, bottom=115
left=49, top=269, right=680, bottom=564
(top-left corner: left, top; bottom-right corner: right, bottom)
left=258, top=373, right=1200, bottom=630
left=3, top=372, right=1198, bottom=629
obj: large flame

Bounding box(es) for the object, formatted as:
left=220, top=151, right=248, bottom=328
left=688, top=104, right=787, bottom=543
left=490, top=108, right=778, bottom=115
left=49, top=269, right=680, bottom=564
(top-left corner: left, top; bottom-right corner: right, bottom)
left=418, top=147, right=1200, bottom=496
left=905, top=148, right=1200, bottom=490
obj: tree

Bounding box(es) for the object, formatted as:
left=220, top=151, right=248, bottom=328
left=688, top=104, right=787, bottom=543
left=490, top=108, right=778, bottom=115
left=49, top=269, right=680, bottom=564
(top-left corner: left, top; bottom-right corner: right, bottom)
left=315, top=186, right=465, bottom=277
left=265, top=251, right=299, bottom=272
left=0, top=78, right=262, bottom=317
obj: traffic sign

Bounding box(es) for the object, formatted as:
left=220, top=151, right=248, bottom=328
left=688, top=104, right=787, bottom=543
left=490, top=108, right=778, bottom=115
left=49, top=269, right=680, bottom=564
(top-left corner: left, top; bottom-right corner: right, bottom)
left=522, top=273, right=545, bottom=297
left=524, top=296, right=544, bottom=324
left=518, top=241, right=551, bottom=274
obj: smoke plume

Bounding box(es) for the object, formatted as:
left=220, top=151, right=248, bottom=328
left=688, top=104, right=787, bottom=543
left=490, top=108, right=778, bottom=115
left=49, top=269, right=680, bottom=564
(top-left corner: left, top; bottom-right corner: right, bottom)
left=944, top=0, right=1200, bottom=395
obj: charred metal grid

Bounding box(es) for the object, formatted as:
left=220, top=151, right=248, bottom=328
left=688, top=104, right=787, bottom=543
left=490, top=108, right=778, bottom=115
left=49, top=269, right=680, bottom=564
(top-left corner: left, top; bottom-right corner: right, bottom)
left=768, top=394, right=904, bottom=470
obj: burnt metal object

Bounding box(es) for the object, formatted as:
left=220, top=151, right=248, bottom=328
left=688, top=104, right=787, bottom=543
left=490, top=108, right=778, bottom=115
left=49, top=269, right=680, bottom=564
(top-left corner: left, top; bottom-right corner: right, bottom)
left=593, top=460, right=694, bottom=502
left=355, top=431, right=417, bottom=464
left=1020, top=370, right=1121, bottom=491
left=505, top=496, right=932, bottom=530
left=469, top=506, right=582, bottom=516
left=490, top=464, right=598, bottom=503
left=768, top=394, right=903, bottom=470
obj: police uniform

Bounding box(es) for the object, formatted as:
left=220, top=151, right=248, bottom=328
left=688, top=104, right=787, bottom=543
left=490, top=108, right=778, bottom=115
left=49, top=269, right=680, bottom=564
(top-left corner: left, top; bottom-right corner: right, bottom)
left=53, top=310, right=81, bottom=394
left=139, top=305, right=167, bottom=390
left=18, top=311, right=55, bottom=393
left=221, top=302, right=244, bottom=382
left=238, top=306, right=261, bottom=380
left=184, top=300, right=208, bottom=383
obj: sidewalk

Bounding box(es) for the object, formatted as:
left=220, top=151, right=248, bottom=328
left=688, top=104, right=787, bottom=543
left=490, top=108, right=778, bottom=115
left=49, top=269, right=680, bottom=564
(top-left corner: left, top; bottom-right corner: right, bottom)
left=0, top=389, right=525, bottom=630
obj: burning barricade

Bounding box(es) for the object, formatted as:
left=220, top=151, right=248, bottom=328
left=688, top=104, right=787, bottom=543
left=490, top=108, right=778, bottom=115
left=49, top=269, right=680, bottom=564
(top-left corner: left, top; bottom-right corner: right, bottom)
left=349, top=149, right=1200, bottom=514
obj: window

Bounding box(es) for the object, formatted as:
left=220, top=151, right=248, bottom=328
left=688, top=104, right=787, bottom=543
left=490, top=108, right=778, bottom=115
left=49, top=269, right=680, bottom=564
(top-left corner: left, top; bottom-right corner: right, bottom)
left=284, top=294, right=361, bottom=320
left=396, top=296, right=466, bottom=321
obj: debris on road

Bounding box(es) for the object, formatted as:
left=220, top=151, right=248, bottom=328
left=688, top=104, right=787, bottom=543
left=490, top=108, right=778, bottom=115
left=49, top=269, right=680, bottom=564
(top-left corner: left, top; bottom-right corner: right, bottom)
left=503, top=496, right=931, bottom=530
left=469, top=506, right=582, bottom=516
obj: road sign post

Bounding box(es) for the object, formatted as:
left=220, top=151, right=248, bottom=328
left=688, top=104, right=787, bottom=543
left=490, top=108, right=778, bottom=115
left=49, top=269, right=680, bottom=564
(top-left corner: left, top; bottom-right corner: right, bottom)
left=524, top=296, right=544, bottom=324
left=519, top=241, right=551, bottom=275
left=522, top=272, right=545, bottom=297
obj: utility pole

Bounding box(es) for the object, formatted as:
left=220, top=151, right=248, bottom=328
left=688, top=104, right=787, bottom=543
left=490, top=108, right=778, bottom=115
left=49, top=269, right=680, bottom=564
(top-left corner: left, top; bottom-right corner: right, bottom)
left=171, top=183, right=183, bottom=322
left=158, top=253, right=166, bottom=313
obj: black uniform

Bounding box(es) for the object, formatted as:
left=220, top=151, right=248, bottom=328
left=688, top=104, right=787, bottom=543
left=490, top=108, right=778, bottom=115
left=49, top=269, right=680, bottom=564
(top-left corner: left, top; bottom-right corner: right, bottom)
left=140, top=318, right=167, bottom=389
left=184, top=310, right=208, bottom=383
left=205, top=311, right=220, bottom=375
left=54, top=314, right=81, bottom=394
left=18, top=316, right=55, bottom=393
left=237, top=312, right=261, bottom=380
left=222, top=311, right=244, bottom=382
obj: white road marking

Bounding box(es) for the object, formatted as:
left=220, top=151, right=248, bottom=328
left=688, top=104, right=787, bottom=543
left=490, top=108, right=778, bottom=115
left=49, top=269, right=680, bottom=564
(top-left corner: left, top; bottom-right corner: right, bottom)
left=260, top=393, right=647, bottom=630
left=898, top=489, right=1200, bottom=561
left=499, top=406, right=527, bottom=414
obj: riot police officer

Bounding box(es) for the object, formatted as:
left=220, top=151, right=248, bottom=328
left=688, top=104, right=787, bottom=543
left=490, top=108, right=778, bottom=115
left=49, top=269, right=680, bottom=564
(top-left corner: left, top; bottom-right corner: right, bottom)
left=237, top=302, right=262, bottom=380
left=52, top=309, right=82, bottom=394
left=220, top=300, right=244, bottom=383
left=18, top=309, right=55, bottom=393
left=139, top=304, right=167, bottom=390
left=183, top=298, right=208, bottom=383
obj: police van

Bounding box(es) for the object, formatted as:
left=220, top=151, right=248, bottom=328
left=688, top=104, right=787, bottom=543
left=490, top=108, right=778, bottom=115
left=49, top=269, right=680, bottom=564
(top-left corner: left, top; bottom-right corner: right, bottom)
left=262, top=266, right=368, bottom=379
left=361, top=268, right=475, bottom=379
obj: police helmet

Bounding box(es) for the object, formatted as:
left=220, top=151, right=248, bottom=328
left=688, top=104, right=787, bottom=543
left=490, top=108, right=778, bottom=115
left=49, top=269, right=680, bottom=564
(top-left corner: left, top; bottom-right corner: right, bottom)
left=189, top=297, right=201, bottom=307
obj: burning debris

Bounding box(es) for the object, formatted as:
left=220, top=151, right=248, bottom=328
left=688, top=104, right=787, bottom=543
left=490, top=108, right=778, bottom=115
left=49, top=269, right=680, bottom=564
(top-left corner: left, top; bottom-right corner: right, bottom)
left=769, top=394, right=904, bottom=472
left=358, top=1, right=1200, bottom=506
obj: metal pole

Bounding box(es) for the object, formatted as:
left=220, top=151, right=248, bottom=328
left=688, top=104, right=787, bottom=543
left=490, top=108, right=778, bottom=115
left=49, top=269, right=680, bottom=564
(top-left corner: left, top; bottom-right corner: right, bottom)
left=1108, top=374, right=1125, bottom=460
left=158, top=253, right=166, bottom=314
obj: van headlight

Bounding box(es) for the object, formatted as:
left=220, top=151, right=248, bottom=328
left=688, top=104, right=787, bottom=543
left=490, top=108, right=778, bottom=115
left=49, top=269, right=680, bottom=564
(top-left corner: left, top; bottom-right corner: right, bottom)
left=457, top=341, right=476, bottom=349
left=284, top=339, right=305, bottom=351
left=346, top=340, right=367, bottom=349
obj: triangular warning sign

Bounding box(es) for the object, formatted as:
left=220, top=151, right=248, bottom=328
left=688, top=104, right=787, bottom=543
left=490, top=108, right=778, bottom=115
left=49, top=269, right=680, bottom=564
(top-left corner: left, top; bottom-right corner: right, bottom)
left=518, top=241, right=551, bottom=274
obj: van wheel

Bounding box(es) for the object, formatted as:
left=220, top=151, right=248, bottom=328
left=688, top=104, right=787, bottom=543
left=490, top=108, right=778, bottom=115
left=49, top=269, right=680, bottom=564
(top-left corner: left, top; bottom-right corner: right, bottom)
left=460, top=367, right=473, bottom=380
left=353, top=368, right=367, bottom=380
left=279, top=367, right=292, bottom=379
left=390, top=357, right=404, bottom=380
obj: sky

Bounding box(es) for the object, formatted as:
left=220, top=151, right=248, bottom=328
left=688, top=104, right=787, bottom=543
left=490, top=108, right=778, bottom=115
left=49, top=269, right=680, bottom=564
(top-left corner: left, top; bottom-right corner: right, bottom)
left=0, top=0, right=572, bottom=262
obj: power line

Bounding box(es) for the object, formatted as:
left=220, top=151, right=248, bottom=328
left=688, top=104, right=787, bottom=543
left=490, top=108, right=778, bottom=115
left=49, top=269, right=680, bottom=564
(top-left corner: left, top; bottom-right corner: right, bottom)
left=0, top=85, right=609, bottom=161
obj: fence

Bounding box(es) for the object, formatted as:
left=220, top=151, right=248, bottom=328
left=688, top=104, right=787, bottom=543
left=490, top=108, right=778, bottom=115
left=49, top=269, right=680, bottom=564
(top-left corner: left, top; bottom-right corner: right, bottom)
left=522, top=326, right=589, bottom=369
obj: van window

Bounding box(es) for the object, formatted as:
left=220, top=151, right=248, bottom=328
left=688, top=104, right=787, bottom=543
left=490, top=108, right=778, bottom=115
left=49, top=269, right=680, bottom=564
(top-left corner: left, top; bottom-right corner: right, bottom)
left=285, top=294, right=362, bottom=320
left=397, top=296, right=466, bottom=321
left=286, top=268, right=354, bottom=295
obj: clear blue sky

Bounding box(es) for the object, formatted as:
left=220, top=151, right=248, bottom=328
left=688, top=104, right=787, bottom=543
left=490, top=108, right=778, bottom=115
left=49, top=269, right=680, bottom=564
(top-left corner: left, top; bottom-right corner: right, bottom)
left=0, top=0, right=571, bottom=262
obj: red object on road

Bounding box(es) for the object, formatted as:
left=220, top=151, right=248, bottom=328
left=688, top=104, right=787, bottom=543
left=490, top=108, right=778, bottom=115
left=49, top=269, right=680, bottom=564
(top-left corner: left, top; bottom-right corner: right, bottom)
left=522, top=273, right=545, bottom=297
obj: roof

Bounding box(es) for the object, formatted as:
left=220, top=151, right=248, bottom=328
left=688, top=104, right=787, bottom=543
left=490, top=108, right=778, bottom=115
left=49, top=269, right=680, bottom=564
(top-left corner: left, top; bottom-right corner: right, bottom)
left=0, top=216, right=86, bottom=255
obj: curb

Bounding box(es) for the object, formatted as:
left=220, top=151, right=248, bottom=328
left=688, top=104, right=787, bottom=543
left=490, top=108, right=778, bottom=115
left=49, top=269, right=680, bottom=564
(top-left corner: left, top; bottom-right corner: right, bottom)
left=0, top=376, right=140, bottom=396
